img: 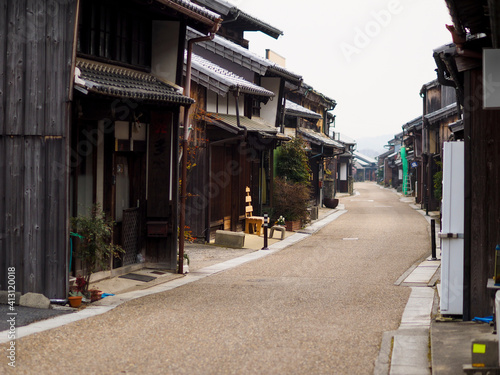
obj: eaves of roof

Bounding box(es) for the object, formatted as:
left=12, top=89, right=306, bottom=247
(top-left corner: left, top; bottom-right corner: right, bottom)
left=403, top=116, right=423, bottom=131
left=206, top=113, right=278, bottom=134
left=377, top=149, right=394, bottom=159
left=338, top=133, right=356, bottom=145
left=444, top=0, right=490, bottom=38
left=187, top=28, right=301, bottom=83
left=189, top=53, right=275, bottom=98
left=300, top=83, right=337, bottom=109
left=191, top=0, right=283, bottom=38
left=355, top=159, right=371, bottom=168
left=420, top=79, right=439, bottom=95
left=157, top=0, right=222, bottom=29
left=449, top=119, right=464, bottom=132
left=285, top=100, right=322, bottom=120
left=353, top=151, right=377, bottom=165
left=297, top=128, right=344, bottom=150
left=424, top=102, right=458, bottom=124
left=74, top=58, right=193, bottom=105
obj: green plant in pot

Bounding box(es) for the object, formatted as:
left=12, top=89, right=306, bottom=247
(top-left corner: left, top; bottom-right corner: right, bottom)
left=70, top=204, right=124, bottom=296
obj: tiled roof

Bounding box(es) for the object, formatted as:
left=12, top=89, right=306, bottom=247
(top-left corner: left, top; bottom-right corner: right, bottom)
left=285, top=100, right=322, bottom=120
left=190, top=54, right=275, bottom=97
left=449, top=119, right=464, bottom=132
left=191, top=0, right=283, bottom=38
left=300, top=82, right=337, bottom=109
left=377, top=149, right=394, bottom=159
left=353, top=151, right=377, bottom=165
left=424, top=102, right=458, bottom=124
left=158, top=0, right=222, bottom=24
left=297, top=128, right=344, bottom=150
left=403, top=116, right=423, bottom=131
left=75, top=58, right=193, bottom=105
left=206, top=113, right=278, bottom=134
left=338, top=133, right=356, bottom=145
left=187, top=28, right=302, bottom=83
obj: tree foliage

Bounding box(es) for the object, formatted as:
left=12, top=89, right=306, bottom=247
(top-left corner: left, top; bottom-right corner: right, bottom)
left=275, top=137, right=311, bottom=184
left=273, top=137, right=312, bottom=223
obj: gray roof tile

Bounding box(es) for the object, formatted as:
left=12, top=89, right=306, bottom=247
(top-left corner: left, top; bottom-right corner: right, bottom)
left=75, top=58, right=193, bottom=105
left=207, top=113, right=277, bottom=134
left=190, top=54, right=275, bottom=97
left=285, top=100, right=322, bottom=119
left=297, top=128, right=344, bottom=149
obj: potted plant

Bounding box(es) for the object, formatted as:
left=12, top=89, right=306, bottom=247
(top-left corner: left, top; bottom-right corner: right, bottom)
left=275, top=216, right=286, bottom=227
left=68, top=275, right=86, bottom=308
left=71, top=203, right=124, bottom=297
left=273, top=178, right=310, bottom=231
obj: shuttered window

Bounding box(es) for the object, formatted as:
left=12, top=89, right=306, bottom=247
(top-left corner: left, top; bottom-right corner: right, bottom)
left=77, top=0, right=151, bottom=69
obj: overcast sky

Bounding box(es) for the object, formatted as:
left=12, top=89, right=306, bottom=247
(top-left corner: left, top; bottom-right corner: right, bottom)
left=227, top=0, right=453, bottom=153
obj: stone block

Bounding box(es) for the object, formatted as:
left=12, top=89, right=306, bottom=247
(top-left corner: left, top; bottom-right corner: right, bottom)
left=309, top=206, right=319, bottom=220
left=19, top=292, right=51, bottom=309
left=215, top=230, right=245, bottom=249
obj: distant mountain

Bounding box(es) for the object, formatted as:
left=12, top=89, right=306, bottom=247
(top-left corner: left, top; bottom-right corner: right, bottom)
left=357, top=149, right=381, bottom=158
left=355, top=134, right=393, bottom=157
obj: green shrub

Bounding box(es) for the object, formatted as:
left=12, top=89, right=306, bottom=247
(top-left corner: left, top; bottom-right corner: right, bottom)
left=276, top=137, right=311, bottom=184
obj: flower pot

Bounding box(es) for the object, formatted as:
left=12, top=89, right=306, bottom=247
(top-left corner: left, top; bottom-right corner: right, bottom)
left=68, top=296, right=82, bottom=308
left=323, top=198, right=339, bottom=209
left=285, top=220, right=302, bottom=232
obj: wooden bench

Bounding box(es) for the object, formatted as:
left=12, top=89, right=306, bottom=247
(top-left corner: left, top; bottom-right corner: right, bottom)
left=244, top=187, right=264, bottom=236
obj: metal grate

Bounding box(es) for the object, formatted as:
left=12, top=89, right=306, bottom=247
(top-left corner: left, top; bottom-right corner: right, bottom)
left=122, top=208, right=140, bottom=266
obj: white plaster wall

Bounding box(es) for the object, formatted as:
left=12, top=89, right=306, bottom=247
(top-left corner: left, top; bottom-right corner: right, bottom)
left=260, top=77, right=280, bottom=126
left=151, top=21, right=180, bottom=85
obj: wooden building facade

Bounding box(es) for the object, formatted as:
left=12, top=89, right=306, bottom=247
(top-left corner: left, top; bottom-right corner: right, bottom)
left=0, top=0, right=222, bottom=299
left=434, top=0, right=500, bottom=319
left=0, top=0, right=79, bottom=299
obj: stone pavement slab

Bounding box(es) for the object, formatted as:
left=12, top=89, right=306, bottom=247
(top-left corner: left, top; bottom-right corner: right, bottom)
left=391, top=330, right=431, bottom=375
left=403, top=260, right=440, bottom=286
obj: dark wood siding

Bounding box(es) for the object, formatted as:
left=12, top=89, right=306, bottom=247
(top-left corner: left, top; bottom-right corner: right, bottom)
left=0, top=0, right=78, bottom=299
left=464, top=68, right=500, bottom=318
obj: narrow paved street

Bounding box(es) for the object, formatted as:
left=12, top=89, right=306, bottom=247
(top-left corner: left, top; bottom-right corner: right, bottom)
left=2, top=182, right=430, bottom=374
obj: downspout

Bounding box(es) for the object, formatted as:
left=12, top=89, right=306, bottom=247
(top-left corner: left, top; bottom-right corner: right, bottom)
left=310, top=144, right=324, bottom=159
left=179, top=21, right=221, bottom=274
left=233, top=89, right=247, bottom=139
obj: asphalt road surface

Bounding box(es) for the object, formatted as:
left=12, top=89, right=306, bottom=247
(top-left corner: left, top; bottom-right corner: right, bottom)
left=1, top=182, right=430, bottom=374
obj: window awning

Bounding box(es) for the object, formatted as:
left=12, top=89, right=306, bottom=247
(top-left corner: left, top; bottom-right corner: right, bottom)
left=297, top=128, right=344, bottom=150
left=74, top=58, right=194, bottom=105
left=206, top=113, right=278, bottom=135
left=285, top=100, right=322, bottom=120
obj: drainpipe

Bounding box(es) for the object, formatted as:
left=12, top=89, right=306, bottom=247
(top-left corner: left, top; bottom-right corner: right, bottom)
left=310, top=144, right=324, bottom=159
left=233, top=89, right=247, bottom=139
left=179, top=22, right=221, bottom=274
